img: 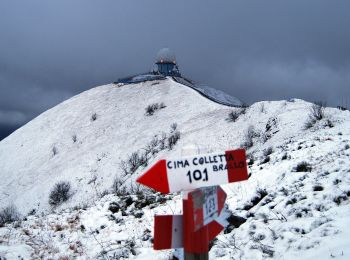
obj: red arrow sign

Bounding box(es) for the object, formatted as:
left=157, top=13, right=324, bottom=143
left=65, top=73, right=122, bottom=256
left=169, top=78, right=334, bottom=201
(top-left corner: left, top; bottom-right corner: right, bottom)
left=188, top=186, right=227, bottom=232
left=153, top=214, right=225, bottom=250
left=137, top=149, right=248, bottom=193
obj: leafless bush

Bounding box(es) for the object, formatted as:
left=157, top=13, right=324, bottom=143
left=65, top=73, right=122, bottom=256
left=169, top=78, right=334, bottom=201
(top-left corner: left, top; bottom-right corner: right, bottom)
left=311, top=101, right=325, bottom=120
left=304, top=101, right=326, bottom=129
left=242, top=125, right=258, bottom=149
left=227, top=108, right=246, bottom=122
left=49, top=181, right=72, bottom=206
left=168, top=123, right=180, bottom=150
left=91, top=113, right=97, bottom=121
left=259, top=103, right=266, bottom=113
left=119, top=124, right=180, bottom=176
left=0, top=204, right=20, bottom=227
left=145, top=102, right=166, bottom=116
left=145, top=136, right=159, bottom=156
left=129, top=152, right=148, bottom=173
left=263, top=147, right=273, bottom=157
left=294, top=162, right=312, bottom=172
left=112, top=178, right=129, bottom=196
left=120, top=152, right=149, bottom=176
left=52, top=146, right=58, bottom=156
left=72, top=134, right=77, bottom=143
left=159, top=133, right=167, bottom=150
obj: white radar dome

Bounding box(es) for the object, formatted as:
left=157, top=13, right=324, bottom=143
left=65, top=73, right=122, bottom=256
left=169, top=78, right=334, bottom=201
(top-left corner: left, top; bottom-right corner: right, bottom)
left=156, top=48, right=176, bottom=64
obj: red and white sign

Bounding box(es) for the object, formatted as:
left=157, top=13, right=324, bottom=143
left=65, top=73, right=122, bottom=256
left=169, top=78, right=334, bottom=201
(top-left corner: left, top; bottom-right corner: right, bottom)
left=153, top=214, right=226, bottom=250
left=137, top=149, right=248, bottom=193
left=188, top=186, right=227, bottom=231
left=153, top=215, right=182, bottom=250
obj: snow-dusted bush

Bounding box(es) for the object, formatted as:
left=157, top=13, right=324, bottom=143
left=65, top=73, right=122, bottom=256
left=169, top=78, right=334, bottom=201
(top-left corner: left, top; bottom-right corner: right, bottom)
left=324, top=119, right=334, bottom=128
left=311, top=101, right=325, bottom=120
left=242, top=125, right=258, bottom=149
left=167, top=123, right=180, bottom=150
left=91, top=113, right=97, bottom=121
left=49, top=181, right=72, bottom=206
left=119, top=124, right=180, bottom=177
left=294, top=162, right=312, bottom=172
left=120, top=152, right=148, bottom=176
left=227, top=108, right=246, bottom=122
left=52, top=146, right=58, bottom=156
left=304, top=101, right=326, bottom=129
left=0, top=204, right=20, bottom=227
left=263, top=147, right=273, bottom=156
left=259, top=103, right=266, bottom=113
left=145, top=102, right=166, bottom=116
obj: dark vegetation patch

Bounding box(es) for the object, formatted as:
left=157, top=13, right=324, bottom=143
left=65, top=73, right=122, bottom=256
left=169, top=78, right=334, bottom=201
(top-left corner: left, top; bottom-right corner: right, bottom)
left=294, top=162, right=312, bottom=172
left=263, top=147, right=273, bottom=157
left=261, top=156, right=270, bottom=164
left=91, top=113, right=97, bottom=121
left=145, top=102, right=166, bottom=116
left=333, top=194, right=348, bottom=205
left=281, top=153, right=288, bottom=160
left=242, top=189, right=268, bottom=211
left=0, top=205, right=20, bottom=227
left=227, top=108, right=246, bottom=122
left=224, top=212, right=247, bottom=234
left=304, top=101, right=326, bottom=129
left=49, top=181, right=72, bottom=206
left=313, top=185, right=324, bottom=192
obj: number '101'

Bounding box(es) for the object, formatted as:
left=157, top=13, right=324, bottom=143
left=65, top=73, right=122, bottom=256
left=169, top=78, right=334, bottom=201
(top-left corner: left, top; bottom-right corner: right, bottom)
left=186, top=168, right=208, bottom=183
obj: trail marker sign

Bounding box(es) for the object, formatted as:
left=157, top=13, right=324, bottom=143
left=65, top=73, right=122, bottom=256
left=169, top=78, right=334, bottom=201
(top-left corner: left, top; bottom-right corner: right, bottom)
left=188, top=186, right=227, bottom=232
left=137, top=148, right=249, bottom=259
left=136, top=149, right=248, bottom=193
left=153, top=214, right=226, bottom=250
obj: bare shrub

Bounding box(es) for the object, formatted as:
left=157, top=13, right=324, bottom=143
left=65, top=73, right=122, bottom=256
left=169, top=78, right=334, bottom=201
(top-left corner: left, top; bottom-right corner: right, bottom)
left=242, top=125, right=257, bottom=148
left=128, top=152, right=148, bottom=173
left=0, top=204, right=20, bottom=227
left=145, top=102, right=166, bottom=116
left=72, top=134, right=77, bottom=143
left=227, top=108, right=246, bottom=122
left=259, top=103, right=266, bottom=113
left=91, top=113, right=97, bottom=121
left=168, top=123, right=180, bottom=150
left=325, top=119, right=334, bottom=128
left=159, top=132, right=167, bottom=150
left=263, top=147, right=273, bottom=156
left=311, top=101, right=325, bottom=120
left=49, top=181, right=72, bottom=206
left=304, top=101, right=326, bottom=129
left=294, top=162, right=312, bottom=172
left=112, top=178, right=129, bottom=196
left=120, top=152, right=148, bottom=176
left=52, top=146, right=58, bottom=156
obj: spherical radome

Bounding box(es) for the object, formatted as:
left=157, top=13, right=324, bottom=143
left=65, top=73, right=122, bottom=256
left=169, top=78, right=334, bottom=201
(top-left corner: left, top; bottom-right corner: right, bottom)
left=156, top=48, right=176, bottom=64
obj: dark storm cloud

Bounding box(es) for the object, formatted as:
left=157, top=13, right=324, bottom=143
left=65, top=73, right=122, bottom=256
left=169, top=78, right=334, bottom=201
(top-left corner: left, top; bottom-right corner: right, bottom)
left=0, top=0, right=350, bottom=140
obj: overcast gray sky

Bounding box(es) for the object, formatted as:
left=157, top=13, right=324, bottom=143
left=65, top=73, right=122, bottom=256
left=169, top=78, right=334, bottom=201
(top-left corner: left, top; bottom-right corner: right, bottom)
left=1, top=0, right=350, bottom=140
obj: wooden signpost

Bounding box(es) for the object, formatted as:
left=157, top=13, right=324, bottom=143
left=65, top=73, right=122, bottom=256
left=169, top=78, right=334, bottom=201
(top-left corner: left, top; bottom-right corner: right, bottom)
left=136, top=148, right=249, bottom=259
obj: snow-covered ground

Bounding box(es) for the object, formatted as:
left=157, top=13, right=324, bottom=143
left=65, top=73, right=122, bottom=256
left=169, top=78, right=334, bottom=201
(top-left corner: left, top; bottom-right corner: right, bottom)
left=0, top=77, right=349, bottom=259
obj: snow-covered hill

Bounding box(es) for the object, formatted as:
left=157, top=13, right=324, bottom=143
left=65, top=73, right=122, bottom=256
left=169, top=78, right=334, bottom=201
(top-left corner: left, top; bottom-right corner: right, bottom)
left=0, top=77, right=349, bottom=259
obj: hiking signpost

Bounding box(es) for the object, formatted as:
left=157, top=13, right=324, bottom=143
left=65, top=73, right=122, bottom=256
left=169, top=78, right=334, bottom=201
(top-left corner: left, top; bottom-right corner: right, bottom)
left=136, top=148, right=249, bottom=260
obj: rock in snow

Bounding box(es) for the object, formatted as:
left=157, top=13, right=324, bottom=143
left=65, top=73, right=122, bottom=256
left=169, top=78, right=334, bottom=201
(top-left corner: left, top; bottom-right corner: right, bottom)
left=0, top=77, right=349, bottom=259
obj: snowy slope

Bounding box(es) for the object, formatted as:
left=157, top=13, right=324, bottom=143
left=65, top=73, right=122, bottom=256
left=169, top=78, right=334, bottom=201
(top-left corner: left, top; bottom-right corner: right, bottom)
left=193, top=85, right=244, bottom=107
left=0, top=78, right=350, bottom=259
